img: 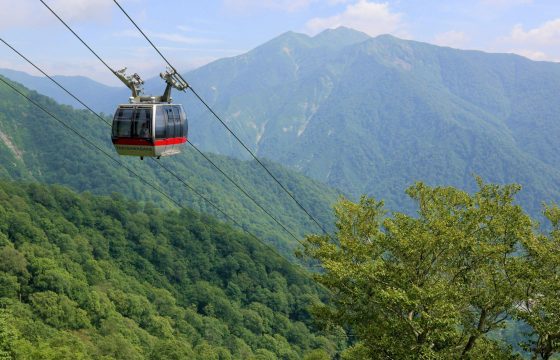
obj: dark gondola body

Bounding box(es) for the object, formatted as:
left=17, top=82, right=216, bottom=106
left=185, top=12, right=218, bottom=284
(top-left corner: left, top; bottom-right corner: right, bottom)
left=110, top=68, right=189, bottom=158
left=111, top=103, right=188, bottom=158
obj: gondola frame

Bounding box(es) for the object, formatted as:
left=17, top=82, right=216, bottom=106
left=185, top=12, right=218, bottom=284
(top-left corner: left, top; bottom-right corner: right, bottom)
left=111, top=103, right=188, bottom=158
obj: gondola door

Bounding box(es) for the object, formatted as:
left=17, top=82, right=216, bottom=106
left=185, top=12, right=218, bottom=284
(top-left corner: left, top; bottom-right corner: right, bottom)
left=154, top=105, right=168, bottom=156
left=112, top=105, right=155, bottom=157
left=166, top=106, right=179, bottom=154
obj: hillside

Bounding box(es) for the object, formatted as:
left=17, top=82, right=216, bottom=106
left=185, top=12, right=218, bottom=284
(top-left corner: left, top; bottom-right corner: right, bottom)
left=0, top=76, right=339, bottom=254
left=176, top=28, right=560, bottom=215
left=6, top=28, right=560, bottom=217
left=0, top=181, right=340, bottom=359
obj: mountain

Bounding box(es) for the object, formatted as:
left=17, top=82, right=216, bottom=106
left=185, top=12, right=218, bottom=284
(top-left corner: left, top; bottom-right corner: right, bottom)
left=5, top=28, right=560, bottom=216
left=0, top=68, right=126, bottom=115
left=0, top=76, right=339, bottom=254
left=0, top=181, right=339, bottom=359
left=175, top=27, right=560, bottom=215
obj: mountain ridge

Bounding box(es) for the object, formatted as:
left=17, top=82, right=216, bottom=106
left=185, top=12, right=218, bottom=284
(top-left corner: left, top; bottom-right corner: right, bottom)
left=181, top=27, right=560, bottom=215
left=2, top=28, right=560, bottom=215
left=3, top=27, right=557, bottom=113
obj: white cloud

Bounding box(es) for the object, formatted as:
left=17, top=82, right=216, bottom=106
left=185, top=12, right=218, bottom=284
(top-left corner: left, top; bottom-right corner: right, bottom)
left=509, top=19, right=560, bottom=45
left=433, top=31, right=469, bottom=48
left=114, top=29, right=217, bottom=45
left=223, top=0, right=353, bottom=13
left=149, top=32, right=216, bottom=45
left=46, top=0, right=113, bottom=22
left=479, top=0, right=532, bottom=7
left=223, top=0, right=315, bottom=12
left=0, top=60, right=45, bottom=78
left=0, top=1, right=47, bottom=29
left=159, top=46, right=244, bottom=54
left=495, top=18, right=560, bottom=62
left=305, top=1, right=404, bottom=37
left=327, top=0, right=352, bottom=4
left=511, top=49, right=549, bottom=61
left=177, top=25, right=194, bottom=32
left=0, top=0, right=113, bottom=29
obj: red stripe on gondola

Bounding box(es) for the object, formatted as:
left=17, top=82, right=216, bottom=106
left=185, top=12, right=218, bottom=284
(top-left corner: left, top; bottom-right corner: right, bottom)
left=154, top=137, right=187, bottom=146
left=113, top=137, right=187, bottom=146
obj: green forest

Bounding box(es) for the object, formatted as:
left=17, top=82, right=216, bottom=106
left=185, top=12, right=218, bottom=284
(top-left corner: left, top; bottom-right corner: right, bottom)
left=1, top=34, right=559, bottom=359
left=0, top=181, right=343, bottom=359
left=2, top=178, right=559, bottom=359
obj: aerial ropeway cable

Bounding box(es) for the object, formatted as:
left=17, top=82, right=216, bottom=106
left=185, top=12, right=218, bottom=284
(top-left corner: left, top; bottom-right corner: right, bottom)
left=0, top=73, right=319, bottom=290
left=0, top=35, right=303, bottom=245
left=38, top=0, right=331, bottom=237
left=109, top=0, right=331, bottom=236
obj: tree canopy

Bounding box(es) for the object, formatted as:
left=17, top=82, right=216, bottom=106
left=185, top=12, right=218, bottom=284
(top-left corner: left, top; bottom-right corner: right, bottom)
left=0, top=181, right=341, bottom=359
left=303, top=179, right=560, bottom=359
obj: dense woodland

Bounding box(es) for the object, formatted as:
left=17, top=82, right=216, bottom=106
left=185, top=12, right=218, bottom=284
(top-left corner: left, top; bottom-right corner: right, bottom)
left=2, top=178, right=559, bottom=359
left=0, top=181, right=343, bottom=359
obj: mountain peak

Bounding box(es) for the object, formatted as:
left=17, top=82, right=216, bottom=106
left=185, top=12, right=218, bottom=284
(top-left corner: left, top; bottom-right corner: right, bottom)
left=249, top=27, right=371, bottom=55
left=372, top=33, right=400, bottom=41
left=257, top=30, right=312, bottom=50
left=314, top=26, right=370, bottom=38
left=312, top=26, right=371, bottom=47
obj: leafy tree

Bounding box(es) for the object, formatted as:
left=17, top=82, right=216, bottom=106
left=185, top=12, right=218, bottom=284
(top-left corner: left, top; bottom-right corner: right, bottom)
left=303, top=348, right=331, bottom=360
left=149, top=339, right=194, bottom=360
left=303, top=180, right=541, bottom=358
left=516, top=205, right=560, bottom=359
left=30, top=291, right=90, bottom=330
left=0, top=310, right=17, bottom=360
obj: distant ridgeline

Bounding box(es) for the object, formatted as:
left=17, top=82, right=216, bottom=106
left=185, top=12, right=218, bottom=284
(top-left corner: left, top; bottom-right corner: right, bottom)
left=0, top=76, right=339, bottom=254
left=179, top=28, right=560, bottom=216
left=0, top=181, right=341, bottom=359
left=4, top=28, right=560, bottom=217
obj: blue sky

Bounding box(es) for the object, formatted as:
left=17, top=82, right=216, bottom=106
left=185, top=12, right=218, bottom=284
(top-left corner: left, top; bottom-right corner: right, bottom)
left=1, top=0, right=559, bottom=85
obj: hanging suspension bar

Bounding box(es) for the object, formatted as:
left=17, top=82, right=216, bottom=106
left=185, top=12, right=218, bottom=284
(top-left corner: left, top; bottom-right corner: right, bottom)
left=160, top=67, right=189, bottom=103
left=113, top=67, right=144, bottom=100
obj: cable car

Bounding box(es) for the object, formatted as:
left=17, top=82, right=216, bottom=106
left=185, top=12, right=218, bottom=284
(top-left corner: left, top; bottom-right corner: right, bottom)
left=111, top=68, right=188, bottom=159
left=112, top=103, right=187, bottom=158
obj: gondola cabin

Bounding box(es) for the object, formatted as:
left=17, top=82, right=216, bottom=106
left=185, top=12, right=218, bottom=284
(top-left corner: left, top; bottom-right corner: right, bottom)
left=111, top=103, right=188, bottom=158
left=110, top=67, right=189, bottom=159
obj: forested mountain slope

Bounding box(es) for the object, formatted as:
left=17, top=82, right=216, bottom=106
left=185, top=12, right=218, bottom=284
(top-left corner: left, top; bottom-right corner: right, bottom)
left=6, top=27, right=560, bottom=216
left=176, top=27, right=560, bottom=215
left=0, top=181, right=340, bottom=359
left=0, top=76, right=339, bottom=253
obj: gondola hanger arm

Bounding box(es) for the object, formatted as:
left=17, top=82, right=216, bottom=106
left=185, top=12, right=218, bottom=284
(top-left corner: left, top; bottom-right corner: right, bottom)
left=113, top=67, right=144, bottom=100
left=160, top=67, right=189, bottom=103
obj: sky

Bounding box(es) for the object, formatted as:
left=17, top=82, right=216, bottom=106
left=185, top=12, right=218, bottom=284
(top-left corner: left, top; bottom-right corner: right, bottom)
left=0, top=0, right=559, bottom=85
